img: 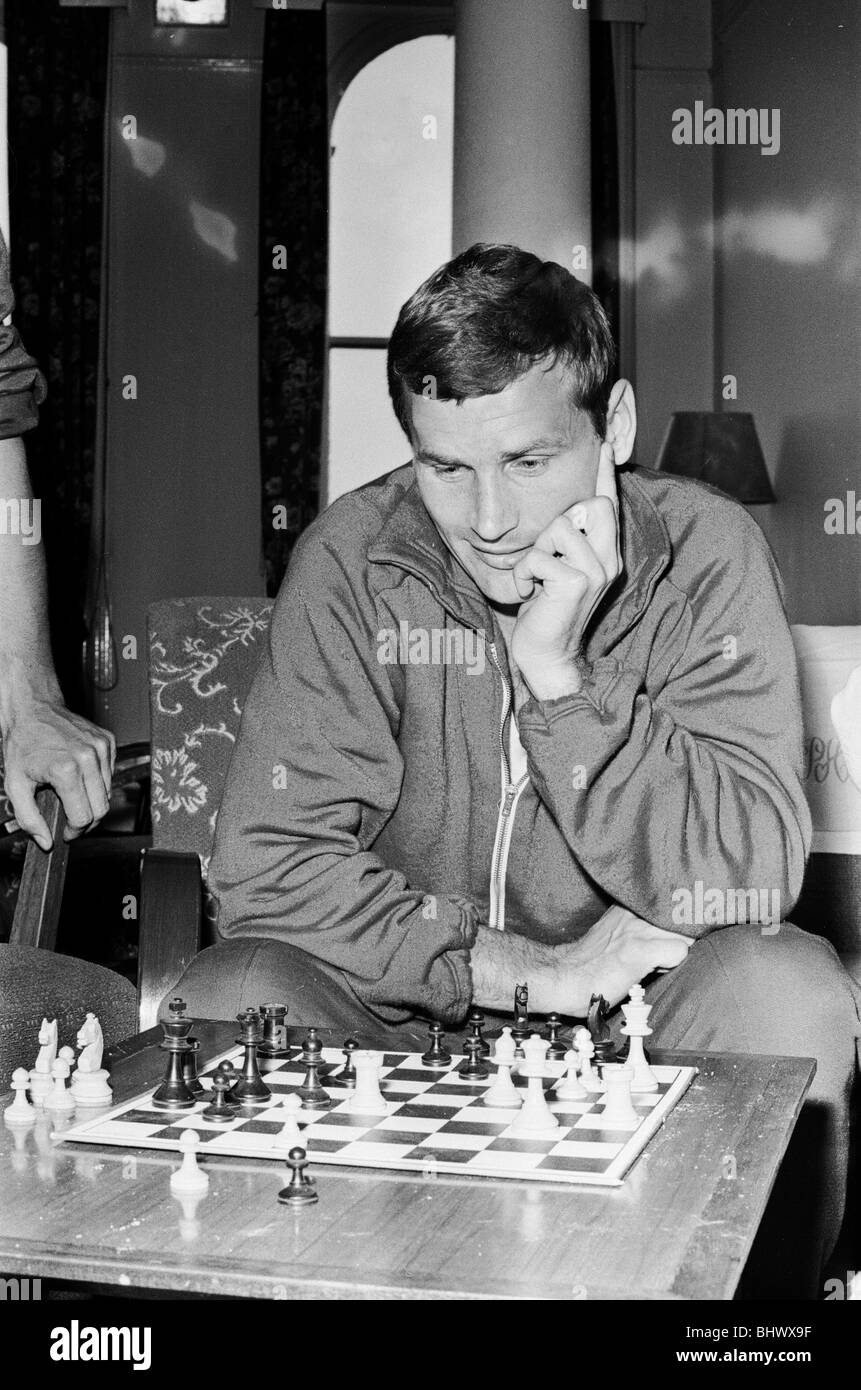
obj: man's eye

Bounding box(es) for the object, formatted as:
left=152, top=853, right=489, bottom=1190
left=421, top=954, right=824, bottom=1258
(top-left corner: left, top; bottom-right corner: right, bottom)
left=516, top=458, right=546, bottom=471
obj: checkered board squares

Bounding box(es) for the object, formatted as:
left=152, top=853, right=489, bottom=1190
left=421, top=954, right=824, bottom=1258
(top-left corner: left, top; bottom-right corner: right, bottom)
left=56, top=1046, right=697, bottom=1187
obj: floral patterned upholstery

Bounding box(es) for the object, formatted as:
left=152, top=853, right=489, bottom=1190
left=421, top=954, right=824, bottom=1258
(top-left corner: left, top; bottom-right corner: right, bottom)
left=147, top=598, right=274, bottom=928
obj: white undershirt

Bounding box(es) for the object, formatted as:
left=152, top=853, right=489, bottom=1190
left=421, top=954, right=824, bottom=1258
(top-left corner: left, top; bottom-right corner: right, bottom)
left=508, top=710, right=528, bottom=785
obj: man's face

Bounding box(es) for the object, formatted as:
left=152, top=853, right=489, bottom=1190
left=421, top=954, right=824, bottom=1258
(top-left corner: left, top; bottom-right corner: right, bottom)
left=410, top=358, right=604, bottom=607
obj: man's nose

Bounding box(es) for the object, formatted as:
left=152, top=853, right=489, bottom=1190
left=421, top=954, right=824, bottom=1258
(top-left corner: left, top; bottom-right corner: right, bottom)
left=471, top=478, right=515, bottom=541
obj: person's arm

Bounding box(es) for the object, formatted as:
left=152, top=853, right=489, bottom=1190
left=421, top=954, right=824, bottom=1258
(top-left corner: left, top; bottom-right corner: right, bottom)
left=0, top=438, right=115, bottom=847
left=208, top=524, right=479, bottom=1026
left=516, top=493, right=811, bottom=936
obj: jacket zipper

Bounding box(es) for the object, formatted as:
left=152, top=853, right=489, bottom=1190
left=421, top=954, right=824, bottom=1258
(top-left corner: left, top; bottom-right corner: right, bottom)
left=488, top=642, right=528, bottom=931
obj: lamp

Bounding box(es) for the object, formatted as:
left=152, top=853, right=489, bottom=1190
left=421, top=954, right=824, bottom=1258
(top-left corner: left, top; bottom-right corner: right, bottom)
left=655, top=412, right=776, bottom=504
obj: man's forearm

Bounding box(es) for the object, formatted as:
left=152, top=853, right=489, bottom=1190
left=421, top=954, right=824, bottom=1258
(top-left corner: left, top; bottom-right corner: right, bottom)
left=0, top=437, right=62, bottom=725
left=470, top=925, right=573, bottom=1015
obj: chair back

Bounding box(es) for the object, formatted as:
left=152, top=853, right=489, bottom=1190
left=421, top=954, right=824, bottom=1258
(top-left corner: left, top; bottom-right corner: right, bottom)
left=147, top=597, right=274, bottom=920
left=791, top=624, right=861, bottom=979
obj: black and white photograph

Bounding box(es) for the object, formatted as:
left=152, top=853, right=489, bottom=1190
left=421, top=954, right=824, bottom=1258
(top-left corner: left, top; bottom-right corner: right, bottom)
left=0, top=0, right=859, bottom=1349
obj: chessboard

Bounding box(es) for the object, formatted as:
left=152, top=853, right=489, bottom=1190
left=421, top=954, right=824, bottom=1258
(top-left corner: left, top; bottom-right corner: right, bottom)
left=56, top=1044, right=697, bottom=1187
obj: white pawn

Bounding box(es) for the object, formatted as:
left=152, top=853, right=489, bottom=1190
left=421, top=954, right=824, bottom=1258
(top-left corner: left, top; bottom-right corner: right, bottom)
left=485, top=1028, right=521, bottom=1108
left=276, top=1094, right=304, bottom=1149
left=555, top=1049, right=587, bottom=1101
left=621, top=984, right=659, bottom=1093
left=349, top=1051, right=390, bottom=1114
left=574, top=1028, right=603, bottom=1093
left=5, top=1068, right=36, bottom=1126
left=598, top=1066, right=639, bottom=1128
left=59, top=1045, right=76, bottom=1071
left=170, top=1129, right=210, bottom=1194
left=44, top=1058, right=75, bottom=1113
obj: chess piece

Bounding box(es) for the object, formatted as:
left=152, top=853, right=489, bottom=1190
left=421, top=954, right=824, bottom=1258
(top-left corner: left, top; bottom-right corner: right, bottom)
left=275, top=1094, right=304, bottom=1149
left=421, top=1022, right=452, bottom=1069
left=59, top=1045, right=76, bottom=1071
left=555, top=1048, right=588, bottom=1101
left=467, top=1008, right=491, bottom=1058
left=484, top=1029, right=521, bottom=1109
left=201, top=1068, right=237, bottom=1124
left=277, top=1146, right=318, bottom=1207
left=458, top=1036, right=489, bottom=1080
left=300, top=1027, right=324, bottom=1066
left=259, top=1004, right=290, bottom=1058
left=620, top=984, right=659, bottom=1093
left=231, top=1010, right=272, bottom=1104
left=163, top=1000, right=206, bottom=1102
left=169, top=1129, right=210, bottom=1194
left=510, top=1035, right=558, bottom=1133
left=71, top=1013, right=113, bottom=1107
left=575, top=1028, right=603, bottom=1093
left=297, top=1056, right=331, bottom=1111
left=29, top=1016, right=58, bottom=1106
left=349, top=1051, right=389, bottom=1113
left=598, top=1066, right=639, bottom=1129
left=545, top=1014, right=568, bottom=1061
left=328, top=1038, right=359, bottom=1089
left=512, top=983, right=530, bottom=1054
left=152, top=1009, right=196, bottom=1110
left=5, top=1068, right=36, bottom=1126
left=587, top=993, right=621, bottom=1064
left=45, top=1058, right=75, bottom=1113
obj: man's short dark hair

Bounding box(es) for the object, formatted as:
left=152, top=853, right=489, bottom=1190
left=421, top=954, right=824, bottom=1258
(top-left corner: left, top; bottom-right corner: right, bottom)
left=387, top=243, right=617, bottom=441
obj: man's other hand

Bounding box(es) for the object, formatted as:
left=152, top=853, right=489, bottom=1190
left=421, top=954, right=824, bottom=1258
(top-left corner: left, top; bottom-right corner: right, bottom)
left=1, top=699, right=116, bottom=849
left=558, top=904, right=691, bottom=1014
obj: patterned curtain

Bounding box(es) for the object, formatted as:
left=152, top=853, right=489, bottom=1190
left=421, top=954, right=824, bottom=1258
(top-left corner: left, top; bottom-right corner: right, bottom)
left=259, top=9, right=328, bottom=596
left=5, top=1, right=109, bottom=713
left=590, top=17, right=620, bottom=341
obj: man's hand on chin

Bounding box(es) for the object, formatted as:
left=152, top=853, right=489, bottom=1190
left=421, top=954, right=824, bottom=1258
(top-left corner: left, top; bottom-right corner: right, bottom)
left=510, top=441, right=622, bottom=702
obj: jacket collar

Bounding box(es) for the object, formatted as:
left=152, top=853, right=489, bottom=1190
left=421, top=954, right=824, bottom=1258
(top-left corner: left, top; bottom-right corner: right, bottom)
left=367, top=465, right=672, bottom=651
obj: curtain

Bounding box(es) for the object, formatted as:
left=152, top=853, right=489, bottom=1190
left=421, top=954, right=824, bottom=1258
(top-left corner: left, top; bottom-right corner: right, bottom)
left=5, top=1, right=109, bottom=713
left=259, top=9, right=328, bottom=597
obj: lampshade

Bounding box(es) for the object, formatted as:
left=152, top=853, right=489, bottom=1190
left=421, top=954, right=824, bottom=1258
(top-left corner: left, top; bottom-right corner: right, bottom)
left=655, top=412, right=776, bottom=504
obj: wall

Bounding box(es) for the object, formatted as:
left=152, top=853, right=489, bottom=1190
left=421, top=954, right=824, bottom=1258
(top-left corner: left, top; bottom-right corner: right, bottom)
left=99, top=3, right=265, bottom=743
left=712, top=0, right=861, bottom=624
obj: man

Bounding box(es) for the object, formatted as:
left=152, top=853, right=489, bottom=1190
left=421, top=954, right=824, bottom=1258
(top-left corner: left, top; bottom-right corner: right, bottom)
left=0, top=233, right=114, bottom=847
left=174, top=245, right=860, bottom=1290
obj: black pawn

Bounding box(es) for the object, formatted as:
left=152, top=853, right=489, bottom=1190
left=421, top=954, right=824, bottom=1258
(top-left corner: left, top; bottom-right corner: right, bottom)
left=215, top=1060, right=240, bottom=1108
left=277, top=1147, right=318, bottom=1207
left=201, top=1070, right=236, bottom=1125
left=301, top=1027, right=323, bottom=1065
left=545, top=1013, right=568, bottom=1062
left=182, top=1037, right=205, bottom=1098
left=458, top=1036, right=490, bottom=1080
left=468, top=1007, right=491, bottom=1058
left=329, top=1038, right=359, bottom=1089
left=421, top=1022, right=452, bottom=1069
left=298, top=1057, right=331, bottom=1111
left=231, top=1011, right=272, bottom=1104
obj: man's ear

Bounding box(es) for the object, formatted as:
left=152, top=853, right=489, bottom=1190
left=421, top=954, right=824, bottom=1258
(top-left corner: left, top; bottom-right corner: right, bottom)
left=604, top=380, right=637, bottom=465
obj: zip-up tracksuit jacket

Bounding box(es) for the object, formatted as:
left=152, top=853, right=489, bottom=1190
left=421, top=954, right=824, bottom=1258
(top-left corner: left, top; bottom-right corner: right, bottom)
left=209, top=463, right=812, bottom=1027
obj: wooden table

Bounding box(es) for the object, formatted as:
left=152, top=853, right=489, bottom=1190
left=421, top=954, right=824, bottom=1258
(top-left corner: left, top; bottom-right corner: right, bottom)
left=0, top=1023, right=814, bottom=1301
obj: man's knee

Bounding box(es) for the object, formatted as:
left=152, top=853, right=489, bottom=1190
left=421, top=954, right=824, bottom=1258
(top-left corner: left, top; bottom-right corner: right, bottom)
left=680, top=923, right=860, bottom=1103
left=163, top=937, right=345, bottom=1023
